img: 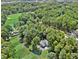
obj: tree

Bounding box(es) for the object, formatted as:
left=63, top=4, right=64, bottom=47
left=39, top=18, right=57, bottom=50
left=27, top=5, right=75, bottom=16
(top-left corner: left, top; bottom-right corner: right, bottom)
left=18, top=13, right=30, bottom=26
left=64, top=45, right=71, bottom=53
left=71, top=53, right=77, bottom=59
left=47, top=52, right=57, bottom=59
left=1, top=14, right=7, bottom=26
left=53, top=40, right=58, bottom=48
left=54, top=43, right=63, bottom=53
left=59, top=49, right=66, bottom=59
left=1, top=54, right=7, bottom=59
left=1, top=27, right=9, bottom=40
left=47, top=31, right=55, bottom=46
left=1, top=41, right=13, bottom=59
left=24, top=36, right=31, bottom=47
left=32, top=36, right=40, bottom=50
left=66, top=53, right=71, bottom=59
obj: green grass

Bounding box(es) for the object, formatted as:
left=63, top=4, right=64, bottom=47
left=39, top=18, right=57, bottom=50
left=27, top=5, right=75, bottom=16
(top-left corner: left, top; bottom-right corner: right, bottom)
left=40, top=50, right=48, bottom=59
left=9, top=36, right=38, bottom=59
left=22, top=52, right=38, bottom=59
left=10, top=36, right=20, bottom=47
left=9, top=36, right=48, bottom=59
left=5, top=13, right=22, bottom=26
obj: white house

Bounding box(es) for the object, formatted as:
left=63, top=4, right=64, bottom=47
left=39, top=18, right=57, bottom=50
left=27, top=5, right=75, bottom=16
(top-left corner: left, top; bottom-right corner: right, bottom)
left=37, top=39, right=49, bottom=51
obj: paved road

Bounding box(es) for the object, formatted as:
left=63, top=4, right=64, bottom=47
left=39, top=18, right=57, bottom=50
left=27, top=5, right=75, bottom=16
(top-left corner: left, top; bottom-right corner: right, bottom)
left=1, top=0, right=77, bottom=5
left=1, top=1, right=37, bottom=5
left=1, top=1, right=46, bottom=5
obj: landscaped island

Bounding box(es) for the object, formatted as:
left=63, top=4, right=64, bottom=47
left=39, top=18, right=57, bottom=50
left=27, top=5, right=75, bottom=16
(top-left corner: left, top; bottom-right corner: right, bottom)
left=1, top=1, right=78, bottom=59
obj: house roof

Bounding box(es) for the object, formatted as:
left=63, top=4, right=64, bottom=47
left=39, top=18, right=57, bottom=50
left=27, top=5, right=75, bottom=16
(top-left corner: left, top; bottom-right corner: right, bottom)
left=40, top=39, right=48, bottom=47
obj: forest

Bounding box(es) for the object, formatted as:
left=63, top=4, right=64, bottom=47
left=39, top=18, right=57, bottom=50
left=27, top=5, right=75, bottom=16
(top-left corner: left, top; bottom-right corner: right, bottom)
left=1, top=1, right=78, bottom=59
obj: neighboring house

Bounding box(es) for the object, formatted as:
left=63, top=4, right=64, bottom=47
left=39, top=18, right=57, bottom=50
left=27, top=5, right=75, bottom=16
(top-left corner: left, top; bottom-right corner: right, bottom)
left=11, top=26, right=19, bottom=36
left=11, top=30, right=19, bottom=36
left=67, top=30, right=78, bottom=39
left=75, top=29, right=78, bottom=38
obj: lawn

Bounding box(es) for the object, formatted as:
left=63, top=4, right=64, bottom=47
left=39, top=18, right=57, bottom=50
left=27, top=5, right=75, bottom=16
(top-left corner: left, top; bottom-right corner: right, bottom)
left=5, top=13, right=22, bottom=26
left=10, top=36, right=48, bottom=59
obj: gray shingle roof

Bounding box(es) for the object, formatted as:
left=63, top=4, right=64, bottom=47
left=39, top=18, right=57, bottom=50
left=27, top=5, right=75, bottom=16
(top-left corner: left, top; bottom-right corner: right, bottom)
left=40, top=39, right=48, bottom=48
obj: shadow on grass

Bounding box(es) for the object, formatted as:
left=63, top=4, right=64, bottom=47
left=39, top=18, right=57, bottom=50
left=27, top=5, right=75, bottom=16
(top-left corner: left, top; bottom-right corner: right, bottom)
left=30, top=50, right=42, bottom=55
left=24, top=43, right=29, bottom=48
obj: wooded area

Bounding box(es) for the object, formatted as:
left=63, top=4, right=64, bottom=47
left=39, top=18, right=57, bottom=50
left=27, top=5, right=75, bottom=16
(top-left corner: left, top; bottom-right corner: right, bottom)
left=1, top=1, right=78, bottom=59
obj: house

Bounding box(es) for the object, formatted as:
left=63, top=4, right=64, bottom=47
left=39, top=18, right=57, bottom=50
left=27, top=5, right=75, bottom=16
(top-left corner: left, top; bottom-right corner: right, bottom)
left=40, top=39, right=48, bottom=48
left=37, top=39, right=49, bottom=51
